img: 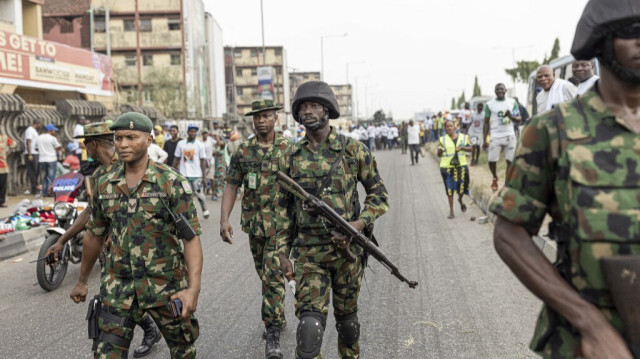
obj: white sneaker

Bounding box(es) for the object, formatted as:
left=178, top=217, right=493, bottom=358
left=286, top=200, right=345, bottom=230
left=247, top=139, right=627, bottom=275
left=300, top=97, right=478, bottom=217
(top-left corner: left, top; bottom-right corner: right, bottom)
left=202, top=210, right=210, bottom=219
left=24, top=190, right=31, bottom=195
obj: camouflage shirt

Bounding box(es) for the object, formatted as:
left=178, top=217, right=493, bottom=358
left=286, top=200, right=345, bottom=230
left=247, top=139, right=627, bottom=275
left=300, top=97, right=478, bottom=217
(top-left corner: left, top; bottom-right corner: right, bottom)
left=490, top=87, right=639, bottom=353
left=91, top=152, right=119, bottom=182
left=276, top=127, right=389, bottom=261
left=225, top=133, right=291, bottom=237
left=86, top=160, right=202, bottom=310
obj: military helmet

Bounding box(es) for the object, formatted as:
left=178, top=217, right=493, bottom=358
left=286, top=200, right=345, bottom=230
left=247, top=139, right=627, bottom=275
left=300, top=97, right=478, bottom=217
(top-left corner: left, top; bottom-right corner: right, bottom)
left=291, top=81, right=340, bottom=122
left=571, top=0, right=640, bottom=60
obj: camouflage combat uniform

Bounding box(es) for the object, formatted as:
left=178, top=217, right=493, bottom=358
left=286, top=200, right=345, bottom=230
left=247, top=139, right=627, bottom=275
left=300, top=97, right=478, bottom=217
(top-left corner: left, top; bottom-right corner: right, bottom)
left=490, top=88, right=639, bottom=358
left=276, top=127, right=389, bottom=358
left=86, top=159, right=201, bottom=359
left=225, top=133, right=291, bottom=329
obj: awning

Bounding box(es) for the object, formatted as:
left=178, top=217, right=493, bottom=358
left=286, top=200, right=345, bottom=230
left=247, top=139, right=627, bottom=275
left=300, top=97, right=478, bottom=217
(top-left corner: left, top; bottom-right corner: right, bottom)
left=17, top=109, right=65, bottom=126
left=0, top=94, right=25, bottom=113
left=56, top=99, right=107, bottom=117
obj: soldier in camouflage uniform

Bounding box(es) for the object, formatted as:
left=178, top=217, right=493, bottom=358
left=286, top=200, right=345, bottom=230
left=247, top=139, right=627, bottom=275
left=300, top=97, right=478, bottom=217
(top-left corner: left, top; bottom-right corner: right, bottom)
left=69, top=112, right=203, bottom=359
left=48, top=121, right=163, bottom=357
left=220, top=99, right=291, bottom=359
left=491, top=1, right=640, bottom=357
left=277, top=81, right=389, bottom=359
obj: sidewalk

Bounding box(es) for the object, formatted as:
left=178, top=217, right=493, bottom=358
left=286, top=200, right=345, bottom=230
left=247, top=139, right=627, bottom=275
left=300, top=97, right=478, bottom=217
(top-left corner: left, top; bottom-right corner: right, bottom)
left=424, top=142, right=557, bottom=261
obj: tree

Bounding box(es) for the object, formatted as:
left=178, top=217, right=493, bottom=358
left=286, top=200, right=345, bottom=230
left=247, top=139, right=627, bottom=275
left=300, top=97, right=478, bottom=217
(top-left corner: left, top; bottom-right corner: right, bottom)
left=143, top=68, right=187, bottom=118
left=544, top=38, right=561, bottom=64
left=456, top=91, right=466, bottom=109
left=373, top=109, right=386, bottom=123
left=450, top=97, right=456, bottom=110
left=473, top=76, right=482, bottom=97
left=504, top=38, right=560, bottom=84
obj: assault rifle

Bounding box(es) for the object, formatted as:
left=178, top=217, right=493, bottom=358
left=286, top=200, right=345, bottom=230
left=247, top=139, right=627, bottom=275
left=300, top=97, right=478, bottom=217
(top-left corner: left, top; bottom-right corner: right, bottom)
left=277, top=171, right=418, bottom=289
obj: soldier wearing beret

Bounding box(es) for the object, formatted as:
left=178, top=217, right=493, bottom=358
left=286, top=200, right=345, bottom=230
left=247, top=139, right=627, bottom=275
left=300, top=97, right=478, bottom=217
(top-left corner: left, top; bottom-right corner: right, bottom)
left=220, top=99, right=291, bottom=359
left=276, top=82, right=389, bottom=358
left=491, top=1, right=640, bottom=358
left=69, top=112, right=203, bottom=358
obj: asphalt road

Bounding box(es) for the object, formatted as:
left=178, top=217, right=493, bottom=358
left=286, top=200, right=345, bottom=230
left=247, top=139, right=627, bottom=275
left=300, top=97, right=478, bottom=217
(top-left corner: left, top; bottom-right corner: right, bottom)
left=0, top=148, right=541, bottom=358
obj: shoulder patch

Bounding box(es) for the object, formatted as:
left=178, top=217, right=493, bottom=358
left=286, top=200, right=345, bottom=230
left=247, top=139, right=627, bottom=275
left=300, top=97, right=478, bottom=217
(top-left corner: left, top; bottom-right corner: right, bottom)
left=181, top=179, right=193, bottom=194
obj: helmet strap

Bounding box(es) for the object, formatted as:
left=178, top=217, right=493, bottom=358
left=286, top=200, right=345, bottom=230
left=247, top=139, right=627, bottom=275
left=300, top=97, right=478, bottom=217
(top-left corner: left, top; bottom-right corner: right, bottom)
left=600, top=34, right=640, bottom=85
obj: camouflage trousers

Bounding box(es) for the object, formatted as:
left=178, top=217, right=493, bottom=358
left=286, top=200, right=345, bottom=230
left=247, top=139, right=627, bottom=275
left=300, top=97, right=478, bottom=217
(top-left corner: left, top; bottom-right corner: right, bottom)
left=249, top=235, right=286, bottom=328
left=94, top=300, right=199, bottom=359
left=294, top=252, right=364, bottom=359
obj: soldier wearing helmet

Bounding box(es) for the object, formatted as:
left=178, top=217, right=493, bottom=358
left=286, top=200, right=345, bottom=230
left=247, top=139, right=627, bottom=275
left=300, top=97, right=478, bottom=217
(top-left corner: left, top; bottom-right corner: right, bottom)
left=276, top=81, right=389, bottom=358
left=491, top=0, right=640, bottom=358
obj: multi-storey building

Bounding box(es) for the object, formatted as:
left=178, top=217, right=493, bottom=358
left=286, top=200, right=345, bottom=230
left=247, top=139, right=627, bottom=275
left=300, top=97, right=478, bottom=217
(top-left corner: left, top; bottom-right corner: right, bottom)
left=225, top=46, right=290, bottom=126
left=42, top=0, right=226, bottom=120
left=289, top=71, right=352, bottom=130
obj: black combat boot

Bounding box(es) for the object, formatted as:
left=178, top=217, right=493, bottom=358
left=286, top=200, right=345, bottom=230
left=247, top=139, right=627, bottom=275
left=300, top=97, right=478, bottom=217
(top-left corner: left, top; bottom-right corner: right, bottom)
left=133, top=315, right=162, bottom=358
left=265, top=326, right=283, bottom=359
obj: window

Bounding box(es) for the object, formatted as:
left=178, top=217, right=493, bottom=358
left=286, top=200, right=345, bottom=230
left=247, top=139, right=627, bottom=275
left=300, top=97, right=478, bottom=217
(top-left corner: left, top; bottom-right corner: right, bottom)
left=234, top=49, right=242, bottom=58
left=126, top=89, right=136, bottom=103
left=143, top=90, right=153, bottom=102
left=143, top=54, right=153, bottom=66
left=236, top=68, right=243, bottom=77
left=125, top=54, right=136, bottom=67
left=236, top=88, right=243, bottom=96
left=250, top=68, right=257, bottom=76
left=95, top=18, right=106, bottom=33
left=275, top=48, right=282, bottom=56
left=250, top=49, right=258, bottom=57
left=170, top=53, right=181, bottom=65
left=123, top=19, right=135, bottom=32
left=168, top=18, right=180, bottom=30
left=140, top=19, right=152, bottom=32
left=275, top=67, right=281, bottom=76
left=251, top=88, right=258, bottom=96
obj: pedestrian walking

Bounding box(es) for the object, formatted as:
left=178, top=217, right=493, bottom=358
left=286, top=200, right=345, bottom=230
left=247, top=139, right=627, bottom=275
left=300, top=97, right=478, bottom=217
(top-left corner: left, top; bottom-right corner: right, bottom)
left=467, top=103, right=485, bottom=166
left=72, top=116, right=88, bottom=162
left=0, top=130, right=16, bottom=206
left=153, top=125, right=165, bottom=148
left=211, top=136, right=227, bottom=201
left=163, top=125, right=181, bottom=168
left=173, top=124, right=210, bottom=218
left=367, top=123, right=376, bottom=151
left=48, top=121, right=163, bottom=357
left=220, top=99, right=290, bottom=359
left=389, top=123, right=399, bottom=149
left=400, top=122, right=408, bottom=153
left=483, top=83, right=521, bottom=192
left=425, top=116, right=434, bottom=142
left=277, top=81, right=389, bottom=359
left=460, top=102, right=472, bottom=133
left=437, top=120, right=471, bottom=219
left=24, top=120, right=41, bottom=195
left=36, top=124, right=62, bottom=197
left=407, top=120, right=421, bottom=165
left=492, top=2, right=640, bottom=357
left=69, top=113, right=203, bottom=358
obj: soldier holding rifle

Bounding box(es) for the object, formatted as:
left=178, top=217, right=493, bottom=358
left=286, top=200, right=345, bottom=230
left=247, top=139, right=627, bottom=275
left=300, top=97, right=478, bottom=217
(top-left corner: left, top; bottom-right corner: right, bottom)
left=491, top=1, right=640, bottom=358
left=276, top=81, right=389, bottom=359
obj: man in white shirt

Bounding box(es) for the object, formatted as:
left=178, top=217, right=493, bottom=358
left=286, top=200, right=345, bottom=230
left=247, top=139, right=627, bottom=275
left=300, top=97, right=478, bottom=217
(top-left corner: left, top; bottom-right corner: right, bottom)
left=72, top=116, right=89, bottom=161
left=281, top=124, right=293, bottom=140
left=173, top=124, right=210, bottom=218
left=36, top=124, right=62, bottom=197
left=573, top=59, right=599, bottom=95
left=24, top=120, right=42, bottom=195
left=380, top=124, right=389, bottom=150
left=367, top=124, right=376, bottom=151
left=467, top=103, right=485, bottom=166
left=407, top=120, right=421, bottom=165
left=389, top=124, right=399, bottom=149
left=483, top=83, right=521, bottom=192
left=200, top=128, right=216, bottom=194
left=536, top=65, right=578, bottom=112
left=147, top=142, right=168, bottom=163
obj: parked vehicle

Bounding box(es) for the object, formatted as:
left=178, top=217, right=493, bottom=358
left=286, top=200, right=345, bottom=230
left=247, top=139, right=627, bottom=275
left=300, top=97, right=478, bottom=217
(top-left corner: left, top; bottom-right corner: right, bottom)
left=36, top=171, right=91, bottom=291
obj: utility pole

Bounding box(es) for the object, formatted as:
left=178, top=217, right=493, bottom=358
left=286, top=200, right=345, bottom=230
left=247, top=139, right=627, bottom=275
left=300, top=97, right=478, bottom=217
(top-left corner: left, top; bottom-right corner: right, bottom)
left=260, top=0, right=266, bottom=65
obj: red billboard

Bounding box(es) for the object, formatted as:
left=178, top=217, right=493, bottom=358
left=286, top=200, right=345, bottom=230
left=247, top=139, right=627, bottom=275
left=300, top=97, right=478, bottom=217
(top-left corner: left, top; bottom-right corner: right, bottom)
left=0, top=30, right=112, bottom=96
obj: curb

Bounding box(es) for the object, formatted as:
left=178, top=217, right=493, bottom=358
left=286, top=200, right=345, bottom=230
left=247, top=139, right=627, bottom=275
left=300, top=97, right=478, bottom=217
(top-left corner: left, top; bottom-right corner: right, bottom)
left=0, top=226, right=47, bottom=261
left=425, top=144, right=557, bottom=260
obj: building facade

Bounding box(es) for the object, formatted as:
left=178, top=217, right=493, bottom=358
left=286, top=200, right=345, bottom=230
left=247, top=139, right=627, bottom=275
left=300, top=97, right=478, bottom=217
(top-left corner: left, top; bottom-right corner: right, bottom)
left=289, top=71, right=352, bottom=130
left=42, top=0, right=226, bottom=120
left=225, top=46, right=290, bottom=127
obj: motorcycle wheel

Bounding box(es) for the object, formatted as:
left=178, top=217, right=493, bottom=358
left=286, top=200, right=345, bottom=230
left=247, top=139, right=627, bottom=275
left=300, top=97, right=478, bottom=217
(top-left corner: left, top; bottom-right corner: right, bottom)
left=36, top=234, right=68, bottom=291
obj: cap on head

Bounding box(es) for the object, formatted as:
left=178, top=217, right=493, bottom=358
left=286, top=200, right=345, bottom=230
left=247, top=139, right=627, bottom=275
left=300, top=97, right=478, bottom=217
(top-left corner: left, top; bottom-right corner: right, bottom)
left=291, top=81, right=340, bottom=122
left=244, top=99, right=282, bottom=116
left=67, top=142, right=79, bottom=152
left=75, top=122, right=114, bottom=138
left=571, top=0, right=640, bottom=60
left=45, top=124, right=58, bottom=132
left=154, top=125, right=163, bottom=132
left=201, top=128, right=209, bottom=134
left=110, top=112, right=153, bottom=133
left=187, top=124, right=199, bottom=132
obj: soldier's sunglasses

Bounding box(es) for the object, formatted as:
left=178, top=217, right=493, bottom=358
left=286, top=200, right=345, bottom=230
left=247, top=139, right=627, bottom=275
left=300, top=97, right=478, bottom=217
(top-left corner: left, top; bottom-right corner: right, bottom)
left=614, top=22, right=640, bottom=39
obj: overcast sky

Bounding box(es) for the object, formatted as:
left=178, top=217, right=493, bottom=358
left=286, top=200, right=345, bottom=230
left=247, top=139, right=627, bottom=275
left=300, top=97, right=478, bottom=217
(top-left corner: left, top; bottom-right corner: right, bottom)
left=205, top=0, right=590, bottom=119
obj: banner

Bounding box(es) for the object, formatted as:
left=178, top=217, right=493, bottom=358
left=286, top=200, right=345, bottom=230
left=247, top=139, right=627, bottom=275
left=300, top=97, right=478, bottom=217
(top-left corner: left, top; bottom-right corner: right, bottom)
left=0, top=30, right=112, bottom=96
left=257, top=66, right=274, bottom=100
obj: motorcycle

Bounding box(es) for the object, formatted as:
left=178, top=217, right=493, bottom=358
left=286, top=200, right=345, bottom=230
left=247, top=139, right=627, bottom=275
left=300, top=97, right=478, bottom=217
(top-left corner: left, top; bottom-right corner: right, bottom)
left=36, top=171, right=91, bottom=291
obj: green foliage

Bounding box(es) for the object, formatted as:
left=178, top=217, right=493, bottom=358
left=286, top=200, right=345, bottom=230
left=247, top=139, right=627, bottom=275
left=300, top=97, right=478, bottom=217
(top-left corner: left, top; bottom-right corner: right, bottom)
left=456, top=91, right=466, bottom=109
left=504, top=37, right=560, bottom=84
left=543, top=38, right=561, bottom=64
left=373, top=109, right=386, bottom=123
left=473, top=76, right=482, bottom=97
left=450, top=97, right=456, bottom=110
left=142, top=68, right=187, bottom=118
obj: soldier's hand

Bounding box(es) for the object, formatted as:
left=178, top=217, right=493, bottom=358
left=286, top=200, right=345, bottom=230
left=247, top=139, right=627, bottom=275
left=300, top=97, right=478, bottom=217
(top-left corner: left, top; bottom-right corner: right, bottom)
left=70, top=281, right=88, bottom=303
left=580, top=318, right=633, bottom=359
left=279, top=254, right=294, bottom=281
left=171, top=287, right=199, bottom=321
left=220, top=221, right=234, bottom=244
left=331, top=231, right=352, bottom=249
left=45, top=241, right=64, bottom=263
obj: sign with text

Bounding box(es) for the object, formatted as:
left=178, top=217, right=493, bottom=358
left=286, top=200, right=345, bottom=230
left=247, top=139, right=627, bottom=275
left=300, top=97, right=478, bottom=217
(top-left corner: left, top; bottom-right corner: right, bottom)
left=257, top=66, right=274, bottom=100
left=0, top=30, right=112, bottom=96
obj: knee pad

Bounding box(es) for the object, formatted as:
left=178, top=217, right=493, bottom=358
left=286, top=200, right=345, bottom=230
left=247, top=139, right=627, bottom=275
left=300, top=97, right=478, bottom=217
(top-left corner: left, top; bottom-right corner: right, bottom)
left=296, top=311, right=326, bottom=359
left=335, top=312, right=360, bottom=345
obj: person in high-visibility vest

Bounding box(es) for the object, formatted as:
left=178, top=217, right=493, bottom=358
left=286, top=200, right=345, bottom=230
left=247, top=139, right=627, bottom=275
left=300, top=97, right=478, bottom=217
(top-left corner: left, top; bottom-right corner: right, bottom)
left=437, top=119, right=472, bottom=219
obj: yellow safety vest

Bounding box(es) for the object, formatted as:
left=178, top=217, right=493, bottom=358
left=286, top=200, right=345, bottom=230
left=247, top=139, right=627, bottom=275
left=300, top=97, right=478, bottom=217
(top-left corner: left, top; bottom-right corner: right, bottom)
left=439, top=134, right=469, bottom=168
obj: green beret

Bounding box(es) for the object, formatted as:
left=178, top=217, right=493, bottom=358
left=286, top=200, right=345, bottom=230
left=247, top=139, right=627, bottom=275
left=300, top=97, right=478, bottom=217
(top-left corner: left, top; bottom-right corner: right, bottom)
left=110, top=112, right=153, bottom=133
